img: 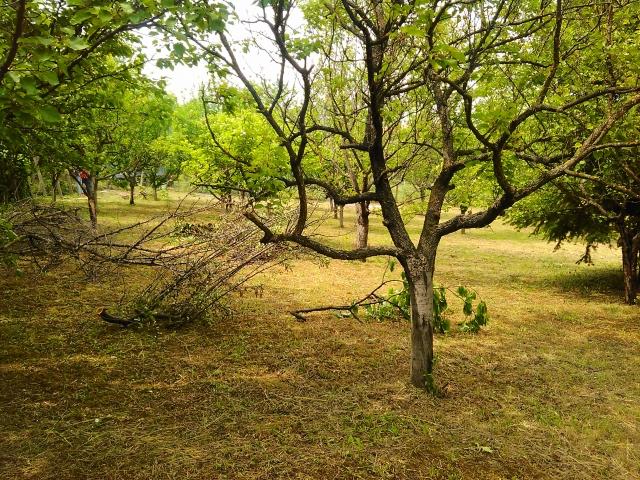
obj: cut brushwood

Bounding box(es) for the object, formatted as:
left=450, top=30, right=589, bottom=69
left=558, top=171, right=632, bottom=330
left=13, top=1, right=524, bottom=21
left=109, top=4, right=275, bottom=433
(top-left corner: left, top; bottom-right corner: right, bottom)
left=97, top=308, right=139, bottom=327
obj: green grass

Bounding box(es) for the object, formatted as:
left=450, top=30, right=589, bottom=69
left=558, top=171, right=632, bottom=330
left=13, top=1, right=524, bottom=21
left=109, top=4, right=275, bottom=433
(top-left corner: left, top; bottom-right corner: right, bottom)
left=1, top=191, right=638, bottom=479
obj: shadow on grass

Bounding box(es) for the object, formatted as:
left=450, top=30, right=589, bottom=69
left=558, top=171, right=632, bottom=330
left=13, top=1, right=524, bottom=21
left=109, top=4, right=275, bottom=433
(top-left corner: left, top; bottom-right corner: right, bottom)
left=546, top=266, right=624, bottom=299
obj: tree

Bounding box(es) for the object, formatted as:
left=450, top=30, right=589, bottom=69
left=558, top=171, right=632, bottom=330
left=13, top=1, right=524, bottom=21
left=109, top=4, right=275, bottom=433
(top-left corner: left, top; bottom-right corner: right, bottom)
left=508, top=0, right=640, bottom=305
left=0, top=0, right=171, bottom=201
left=510, top=144, right=640, bottom=304
left=112, top=87, right=175, bottom=205
left=143, top=135, right=190, bottom=201
left=177, top=0, right=639, bottom=388
left=190, top=84, right=291, bottom=211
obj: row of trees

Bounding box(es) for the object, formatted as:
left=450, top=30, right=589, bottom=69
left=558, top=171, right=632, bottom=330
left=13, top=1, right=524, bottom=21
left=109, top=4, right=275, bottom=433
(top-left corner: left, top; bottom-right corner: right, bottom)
left=2, top=0, right=638, bottom=388
left=0, top=0, right=216, bottom=225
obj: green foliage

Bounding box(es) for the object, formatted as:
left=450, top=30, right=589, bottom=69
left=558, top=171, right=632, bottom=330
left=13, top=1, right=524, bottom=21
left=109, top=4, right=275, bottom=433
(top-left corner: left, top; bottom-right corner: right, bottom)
left=360, top=265, right=488, bottom=334
left=364, top=272, right=411, bottom=322
left=432, top=286, right=450, bottom=334
left=455, top=286, right=489, bottom=333
left=0, top=216, right=19, bottom=271
left=508, top=184, right=615, bottom=251
left=183, top=84, right=291, bottom=206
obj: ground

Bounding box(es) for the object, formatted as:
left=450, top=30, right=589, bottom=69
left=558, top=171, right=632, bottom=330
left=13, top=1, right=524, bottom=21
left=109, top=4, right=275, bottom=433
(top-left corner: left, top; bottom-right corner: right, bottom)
left=1, top=191, right=638, bottom=479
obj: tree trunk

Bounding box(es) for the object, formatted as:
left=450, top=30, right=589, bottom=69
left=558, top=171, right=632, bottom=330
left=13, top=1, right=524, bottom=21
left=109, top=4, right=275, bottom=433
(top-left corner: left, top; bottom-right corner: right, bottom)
left=55, top=176, right=63, bottom=199
left=33, top=157, right=47, bottom=195
left=85, top=177, right=98, bottom=228
left=129, top=181, right=135, bottom=206
left=153, top=186, right=158, bottom=201
left=328, top=196, right=334, bottom=213
left=0, top=155, right=30, bottom=203
left=338, top=204, right=344, bottom=228
left=419, top=187, right=426, bottom=202
left=87, top=191, right=98, bottom=228
left=51, top=172, right=59, bottom=203
left=406, top=266, right=435, bottom=387
left=620, top=231, right=638, bottom=305
left=354, top=201, right=369, bottom=252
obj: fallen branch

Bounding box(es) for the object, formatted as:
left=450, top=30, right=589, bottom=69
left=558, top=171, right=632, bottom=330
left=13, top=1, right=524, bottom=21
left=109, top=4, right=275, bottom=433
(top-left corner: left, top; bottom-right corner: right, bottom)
left=97, top=308, right=139, bottom=327
left=290, top=279, right=402, bottom=322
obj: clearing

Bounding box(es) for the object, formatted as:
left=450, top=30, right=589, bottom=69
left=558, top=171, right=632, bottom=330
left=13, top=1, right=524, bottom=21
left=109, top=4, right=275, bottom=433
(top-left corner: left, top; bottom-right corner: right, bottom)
left=1, top=193, right=638, bottom=479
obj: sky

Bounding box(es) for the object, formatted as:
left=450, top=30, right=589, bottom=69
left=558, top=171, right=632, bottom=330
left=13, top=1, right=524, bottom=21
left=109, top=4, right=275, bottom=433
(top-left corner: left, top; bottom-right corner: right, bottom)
left=142, top=55, right=209, bottom=103
left=141, top=1, right=306, bottom=103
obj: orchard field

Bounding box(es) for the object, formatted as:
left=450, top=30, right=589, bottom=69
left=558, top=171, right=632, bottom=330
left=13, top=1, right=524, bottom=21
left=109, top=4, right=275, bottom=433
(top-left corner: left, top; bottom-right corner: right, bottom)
left=1, top=192, right=638, bottom=480
left=3, top=1, right=640, bottom=479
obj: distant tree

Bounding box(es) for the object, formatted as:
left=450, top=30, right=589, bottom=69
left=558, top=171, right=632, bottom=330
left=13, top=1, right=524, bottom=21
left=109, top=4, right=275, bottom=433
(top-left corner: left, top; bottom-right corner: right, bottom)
left=142, top=135, right=191, bottom=200
left=510, top=145, right=640, bottom=304
left=113, top=87, right=175, bottom=205
left=189, top=84, right=291, bottom=211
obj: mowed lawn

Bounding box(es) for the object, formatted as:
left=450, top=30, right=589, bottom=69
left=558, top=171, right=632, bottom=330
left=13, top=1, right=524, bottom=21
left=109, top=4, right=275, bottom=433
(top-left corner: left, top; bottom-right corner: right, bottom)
left=1, top=192, right=638, bottom=480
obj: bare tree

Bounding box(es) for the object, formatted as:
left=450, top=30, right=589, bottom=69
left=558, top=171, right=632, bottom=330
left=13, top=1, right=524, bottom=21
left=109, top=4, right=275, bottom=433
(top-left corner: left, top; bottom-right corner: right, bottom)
left=176, top=0, right=640, bottom=387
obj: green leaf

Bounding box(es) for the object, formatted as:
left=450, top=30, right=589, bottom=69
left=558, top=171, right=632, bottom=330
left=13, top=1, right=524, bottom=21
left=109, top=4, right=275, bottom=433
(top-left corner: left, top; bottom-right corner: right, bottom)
left=40, top=105, right=62, bottom=123
left=7, top=71, right=21, bottom=83
left=173, top=42, right=186, bottom=59
left=70, top=10, right=94, bottom=25
left=401, top=24, right=426, bottom=38
left=66, top=37, right=90, bottom=50
left=29, top=36, right=54, bottom=46
left=463, top=300, right=473, bottom=316
left=37, top=71, right=59, bottom=86
left=21, top=77, right=38, bottom=95
left=119, top=2, right=135, bottom=14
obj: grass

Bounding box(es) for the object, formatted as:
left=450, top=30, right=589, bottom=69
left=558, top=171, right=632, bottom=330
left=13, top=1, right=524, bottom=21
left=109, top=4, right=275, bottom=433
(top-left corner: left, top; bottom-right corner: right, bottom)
left=1, top=191, right=639, bottom=479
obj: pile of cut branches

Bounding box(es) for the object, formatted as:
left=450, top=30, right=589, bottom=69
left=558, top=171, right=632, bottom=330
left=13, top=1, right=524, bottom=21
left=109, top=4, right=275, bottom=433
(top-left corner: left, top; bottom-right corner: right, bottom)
left=1, top=201, right=289, bottom=327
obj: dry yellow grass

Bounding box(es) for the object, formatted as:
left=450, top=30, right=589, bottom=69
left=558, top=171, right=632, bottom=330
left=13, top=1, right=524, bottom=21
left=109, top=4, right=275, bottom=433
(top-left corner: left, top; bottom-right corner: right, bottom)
left=1, top=192, right=638, bottom=479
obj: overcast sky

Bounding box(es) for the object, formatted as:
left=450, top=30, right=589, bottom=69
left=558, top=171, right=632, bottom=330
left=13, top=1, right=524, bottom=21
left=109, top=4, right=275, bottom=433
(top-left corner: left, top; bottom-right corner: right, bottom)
left=141, top=1, right=306, bottom=103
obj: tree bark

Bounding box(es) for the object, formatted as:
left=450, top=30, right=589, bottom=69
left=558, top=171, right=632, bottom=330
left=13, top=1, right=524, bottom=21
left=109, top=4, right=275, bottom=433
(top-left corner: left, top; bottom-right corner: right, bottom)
left=86, top=177, right=98, bottom=228
left=354, top=201, right=369, bottom=251
left=33, top=157, right=47, bottom=195
left=153, top=186, right=158, bottom=201
left=620, top=229, right=638, bottom=305
left=87, top=191, right=98, bottom=227
left=51, top=172, right=60, bottom=203
left=338, top=204, right=344, bottom=228
left=406, top=264, right=435, bottom=387
left=129, top=181, right=135, bottom=205
left=0, top=154, right=30, bottom=202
